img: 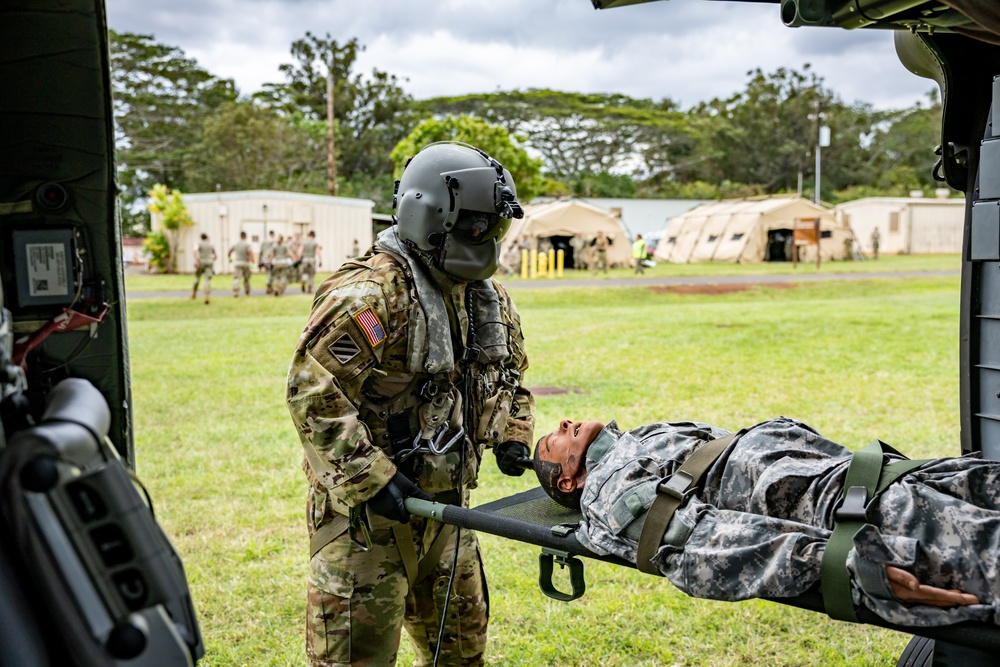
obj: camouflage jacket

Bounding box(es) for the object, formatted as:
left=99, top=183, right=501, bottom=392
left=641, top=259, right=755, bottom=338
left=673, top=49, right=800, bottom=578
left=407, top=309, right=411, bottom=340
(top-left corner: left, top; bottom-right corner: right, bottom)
left=287, top=248, right=534, bottom=524
left=577, top=417, right=1000, bottom=627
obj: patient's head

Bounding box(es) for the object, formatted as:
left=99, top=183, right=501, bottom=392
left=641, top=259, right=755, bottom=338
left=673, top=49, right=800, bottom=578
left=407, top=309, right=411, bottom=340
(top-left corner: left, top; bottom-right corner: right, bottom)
left=533, top=419, right=604, bottom=510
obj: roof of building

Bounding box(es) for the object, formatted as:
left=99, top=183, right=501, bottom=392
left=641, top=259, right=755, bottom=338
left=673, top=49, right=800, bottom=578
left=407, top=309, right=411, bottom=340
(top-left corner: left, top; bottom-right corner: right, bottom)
left=182, top=189, right=374, bottom=208
left=579, top=197, right=708, bottom=239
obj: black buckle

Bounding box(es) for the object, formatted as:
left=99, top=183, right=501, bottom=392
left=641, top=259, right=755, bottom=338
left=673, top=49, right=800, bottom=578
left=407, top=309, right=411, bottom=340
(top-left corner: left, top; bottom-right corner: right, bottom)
left=656, top=470, right=695, bottom=501
left=835, top=486, right=869, bottom=523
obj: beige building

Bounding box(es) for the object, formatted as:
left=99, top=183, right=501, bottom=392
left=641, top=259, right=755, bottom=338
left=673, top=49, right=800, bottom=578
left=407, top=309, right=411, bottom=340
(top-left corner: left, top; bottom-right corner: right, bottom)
left=836, top=194, right=965, bottom=256
left=656, top=196, right=845, bottom=263
left=155, top=190, right=373, bottom=273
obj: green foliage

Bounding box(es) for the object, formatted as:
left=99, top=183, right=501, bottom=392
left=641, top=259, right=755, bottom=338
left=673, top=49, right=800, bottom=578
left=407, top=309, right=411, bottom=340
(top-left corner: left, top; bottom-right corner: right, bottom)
left=572, top=171, right=637, bottom=198
left=141, top=230, right=171, bottom=273
left=186, top=102, right=324, bottom=192
left=391, top=114, right=545, bottom=200
left=110, top=31, right=236, bottom=205
left=146, top=184, right=193, bottom=273
left=255, top=31, right=417, bottom=182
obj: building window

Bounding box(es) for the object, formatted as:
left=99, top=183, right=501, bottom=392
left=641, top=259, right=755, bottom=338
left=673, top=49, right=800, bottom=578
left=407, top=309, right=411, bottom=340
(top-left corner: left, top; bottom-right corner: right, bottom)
left=889, top=211, right=900, bottom=233
left=708, top=235, right=718, bottom=242
left=821, top=230, right=832, bottom=239
left=251, top=235, right=260, bottom=242
left=667, top=237, right=676, bottom=244
left=731, top=233, right=744, bottom=241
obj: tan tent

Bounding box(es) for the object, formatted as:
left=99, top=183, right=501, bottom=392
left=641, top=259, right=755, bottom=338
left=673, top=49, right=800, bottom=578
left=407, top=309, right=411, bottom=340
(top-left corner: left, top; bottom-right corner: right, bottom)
left=655, top=196, right=846, bottom=263
left=502, top=199, right=631, bottom=269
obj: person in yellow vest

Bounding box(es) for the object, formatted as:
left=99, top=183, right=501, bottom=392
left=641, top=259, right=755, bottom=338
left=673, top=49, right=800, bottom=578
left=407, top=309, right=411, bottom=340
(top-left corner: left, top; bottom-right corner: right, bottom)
left=632, top=234, right=647, bottom=275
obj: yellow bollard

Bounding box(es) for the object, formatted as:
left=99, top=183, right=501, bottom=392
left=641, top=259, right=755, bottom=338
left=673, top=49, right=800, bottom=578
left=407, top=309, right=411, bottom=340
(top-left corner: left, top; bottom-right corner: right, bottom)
left=538, top=252, right=547, bottom=277
left=556, top=249, right=564, bottom=277
left=529, top=250, right=537, bottom=279
left=520, top=250, right=529, bottom=279
left=548, top=249, right=555, bottom=279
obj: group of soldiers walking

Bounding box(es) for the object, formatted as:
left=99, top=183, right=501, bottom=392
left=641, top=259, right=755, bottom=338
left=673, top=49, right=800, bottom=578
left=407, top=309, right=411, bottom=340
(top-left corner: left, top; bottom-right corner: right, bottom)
left=189, top=230, right=325, bottom=303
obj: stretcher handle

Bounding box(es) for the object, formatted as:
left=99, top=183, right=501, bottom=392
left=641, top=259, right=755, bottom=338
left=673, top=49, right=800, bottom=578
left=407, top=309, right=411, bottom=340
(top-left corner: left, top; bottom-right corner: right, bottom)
left=405, top=497, right=448, bottom=521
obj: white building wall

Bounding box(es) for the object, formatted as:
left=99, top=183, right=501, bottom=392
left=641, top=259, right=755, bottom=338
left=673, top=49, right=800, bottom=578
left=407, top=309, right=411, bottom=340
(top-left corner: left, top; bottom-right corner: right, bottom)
left=837, top=198, right=964, bottom=256
left=908, top=203, right=965, bottom=254
left=156, top=191, right=373, bottom=273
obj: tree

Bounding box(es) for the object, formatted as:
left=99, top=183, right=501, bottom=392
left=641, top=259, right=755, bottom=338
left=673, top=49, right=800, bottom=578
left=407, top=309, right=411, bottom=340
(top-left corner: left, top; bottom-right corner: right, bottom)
left=256, top=32, right=417, bottom=184
left=391, top=115, right=545, bottom=201
left=418, top=90, right=695, bottom=185
left=185, top=102, right=325, bottom=192
left=145, top=184, right=193, bottom=273
left=110, top=31, right=236, bottom=234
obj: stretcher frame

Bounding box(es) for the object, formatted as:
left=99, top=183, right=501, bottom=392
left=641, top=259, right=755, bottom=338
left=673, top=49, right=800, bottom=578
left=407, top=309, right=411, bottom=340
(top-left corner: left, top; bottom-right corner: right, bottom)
left=405, top=489, right=1000, bottom=653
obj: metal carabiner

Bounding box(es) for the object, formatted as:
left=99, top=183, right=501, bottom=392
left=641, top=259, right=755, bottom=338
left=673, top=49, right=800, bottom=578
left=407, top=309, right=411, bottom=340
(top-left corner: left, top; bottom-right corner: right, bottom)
left=429, top=423, right=465, bottom=455
left=348, top=505, right=372, bottom=552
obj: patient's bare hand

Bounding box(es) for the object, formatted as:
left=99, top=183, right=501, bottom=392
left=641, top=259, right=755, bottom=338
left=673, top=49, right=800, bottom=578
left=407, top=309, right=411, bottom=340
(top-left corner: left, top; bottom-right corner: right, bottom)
left=886, top=565, right=980, bottom=607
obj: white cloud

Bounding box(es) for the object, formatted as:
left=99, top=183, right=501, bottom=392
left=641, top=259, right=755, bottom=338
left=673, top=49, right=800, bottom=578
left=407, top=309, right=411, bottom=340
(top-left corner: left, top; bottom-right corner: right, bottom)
left=105, top=0, right=937, bottom=109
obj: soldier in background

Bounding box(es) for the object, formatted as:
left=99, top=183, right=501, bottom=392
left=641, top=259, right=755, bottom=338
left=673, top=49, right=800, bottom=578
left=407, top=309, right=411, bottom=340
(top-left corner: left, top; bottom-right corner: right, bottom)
left=299, top=231, right=322, bottom=294
left=590, top=230, right=612, bottom=273
left=260, top=230, right=276, bottom=294
left=287, top=143, right=535, bottom=667
left=871, top=227, right=881, bottom=260
left=228, top=231, right=255, bottom=297
left=191, top=233, right=216, bottom=304
left=269, top=234, right=296, bottom=297
left=632, top=233, right=647, bottom=275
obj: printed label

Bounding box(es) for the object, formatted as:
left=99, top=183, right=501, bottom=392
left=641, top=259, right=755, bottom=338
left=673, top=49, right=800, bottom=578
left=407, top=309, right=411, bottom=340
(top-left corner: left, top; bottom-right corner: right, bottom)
left=26, top=243, right=70, bottom=297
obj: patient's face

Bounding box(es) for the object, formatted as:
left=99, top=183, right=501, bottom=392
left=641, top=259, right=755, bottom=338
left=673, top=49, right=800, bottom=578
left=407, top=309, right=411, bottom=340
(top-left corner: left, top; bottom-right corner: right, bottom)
left=537, top=419, right=605, bottom=472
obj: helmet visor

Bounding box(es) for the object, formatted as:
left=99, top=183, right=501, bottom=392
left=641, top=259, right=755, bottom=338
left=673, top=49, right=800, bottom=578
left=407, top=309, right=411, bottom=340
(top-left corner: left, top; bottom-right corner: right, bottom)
left=451, top=210, right=512, bottom=246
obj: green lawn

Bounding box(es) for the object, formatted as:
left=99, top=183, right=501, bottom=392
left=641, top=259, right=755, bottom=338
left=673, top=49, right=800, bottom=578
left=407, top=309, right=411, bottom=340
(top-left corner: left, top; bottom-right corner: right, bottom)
left=123, top=253, right=961, bottom=292
left=127, top=274, right=962, bottom=666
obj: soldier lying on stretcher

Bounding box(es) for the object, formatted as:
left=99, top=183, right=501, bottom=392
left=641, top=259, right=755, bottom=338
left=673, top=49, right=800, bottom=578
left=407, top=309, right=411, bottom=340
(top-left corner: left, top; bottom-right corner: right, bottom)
left=533, top=417, right=999, bottom=627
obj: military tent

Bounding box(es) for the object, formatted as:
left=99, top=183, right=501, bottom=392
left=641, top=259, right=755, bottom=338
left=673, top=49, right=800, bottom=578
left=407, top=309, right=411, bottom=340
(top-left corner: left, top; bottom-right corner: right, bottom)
left=655, top=196, right=846, bottom=264
left=502, top=199, right=631, bottom=270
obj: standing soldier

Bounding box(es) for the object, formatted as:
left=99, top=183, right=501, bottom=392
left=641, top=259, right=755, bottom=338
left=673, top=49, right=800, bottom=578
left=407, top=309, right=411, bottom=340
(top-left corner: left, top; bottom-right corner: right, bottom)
left=590, top=230, right=612, bottom=274
left=287, top=143, right=535, bottom=667
left=871, top=226, right=881, bottom=260
left=269, top=234, right=295, bottom=297
left=191, top=232, right=216, bottom=304
left=260, top=230, right=276, bottom=294
left=632, top=233, right=647, bottom=274
left=228, top=231, right=255, bottom=297
left=299, top=230, right=322, bottom=293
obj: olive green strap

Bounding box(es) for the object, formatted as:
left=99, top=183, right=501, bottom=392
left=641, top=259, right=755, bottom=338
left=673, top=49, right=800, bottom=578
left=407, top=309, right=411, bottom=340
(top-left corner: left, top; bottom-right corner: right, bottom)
left=416, top=523, right=455, bottom=584
left=392, top=523, right=419, bottom=589
left=636, top=434, right=734, bottom=576
left=820, top=441, right=929, bottom=623
left=310, top=515, right=349, bottom=558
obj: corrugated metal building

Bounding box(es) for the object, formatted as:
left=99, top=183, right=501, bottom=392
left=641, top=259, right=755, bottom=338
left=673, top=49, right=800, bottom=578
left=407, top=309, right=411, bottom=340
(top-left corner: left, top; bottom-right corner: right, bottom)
left=155, top=190, right=373, bottom=273
left=835, top=195, right=965, bottom=255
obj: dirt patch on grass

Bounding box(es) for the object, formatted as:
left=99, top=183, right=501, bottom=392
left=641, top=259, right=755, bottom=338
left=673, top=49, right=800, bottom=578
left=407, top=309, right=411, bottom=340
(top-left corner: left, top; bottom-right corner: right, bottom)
left=527, top=386, right=583, bottom=396
left=648, top=282, right=798, bottom=295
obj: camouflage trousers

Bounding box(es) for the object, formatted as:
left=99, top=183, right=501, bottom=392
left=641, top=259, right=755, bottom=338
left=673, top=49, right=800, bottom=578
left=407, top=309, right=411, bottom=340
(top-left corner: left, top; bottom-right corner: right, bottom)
left=273, top=260, right=292, bottom=296
left=232, top=262, right=251, bottom=295
left=592, top=250, right=608, bottom=273
left=307, top=514, right=488, bottom=666
left=192, top=265, right=213, bottom=297
left=301, top=258, right=317, bottom=293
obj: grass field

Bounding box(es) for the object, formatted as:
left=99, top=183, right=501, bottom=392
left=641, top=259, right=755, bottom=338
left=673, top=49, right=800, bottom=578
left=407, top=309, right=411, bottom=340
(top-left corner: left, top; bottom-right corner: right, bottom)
left=126, top=272, right=962, bottom=666
left=122, top=253, right=961, bottom=292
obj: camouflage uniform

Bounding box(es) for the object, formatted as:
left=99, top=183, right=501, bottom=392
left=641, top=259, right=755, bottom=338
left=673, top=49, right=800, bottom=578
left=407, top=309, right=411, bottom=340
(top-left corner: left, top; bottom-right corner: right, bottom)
left=577, top=417, right=1000, bottom=627
left=300, top=238, right=319, bottom=293
left=287, top=231, right=534, bottom=666
left=229, top=239, right=253, bottom=296
left=271, top=241, right=293, bottom=296
left=260, top=237, right=275, bottom=293
left=192, top=239, right=215, bottom=300
left=590, top=234, right=610, bottom=273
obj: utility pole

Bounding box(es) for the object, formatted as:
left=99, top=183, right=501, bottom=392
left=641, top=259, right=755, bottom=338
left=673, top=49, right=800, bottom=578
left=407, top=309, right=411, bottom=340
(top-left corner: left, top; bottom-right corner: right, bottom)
left=327, top=59, right=337, bottom=196
left=814, top=100, right=830, bottom=205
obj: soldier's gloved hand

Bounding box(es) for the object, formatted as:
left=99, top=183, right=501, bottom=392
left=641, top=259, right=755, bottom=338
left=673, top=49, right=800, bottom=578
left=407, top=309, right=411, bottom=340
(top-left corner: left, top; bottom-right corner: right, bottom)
left=367, top=471, right=431, bottom=523
left=494, top=440, right=531, bottom=477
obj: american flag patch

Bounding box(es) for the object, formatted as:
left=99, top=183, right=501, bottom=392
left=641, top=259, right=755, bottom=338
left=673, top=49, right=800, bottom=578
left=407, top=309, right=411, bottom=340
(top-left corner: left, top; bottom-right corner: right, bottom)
left=353, top=307, right=385, bottom=347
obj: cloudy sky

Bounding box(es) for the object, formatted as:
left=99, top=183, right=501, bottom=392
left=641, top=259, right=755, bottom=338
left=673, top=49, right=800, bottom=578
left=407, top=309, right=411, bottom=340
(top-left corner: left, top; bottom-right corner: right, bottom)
left=106, top=0, right=937, bottom=111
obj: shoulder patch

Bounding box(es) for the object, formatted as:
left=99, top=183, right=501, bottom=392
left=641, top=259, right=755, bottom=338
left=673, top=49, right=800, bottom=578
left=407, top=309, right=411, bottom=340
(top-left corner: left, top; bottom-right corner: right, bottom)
left=328, top=333, right=361, bottom=363
left=353, top=306, right=385, bottom=348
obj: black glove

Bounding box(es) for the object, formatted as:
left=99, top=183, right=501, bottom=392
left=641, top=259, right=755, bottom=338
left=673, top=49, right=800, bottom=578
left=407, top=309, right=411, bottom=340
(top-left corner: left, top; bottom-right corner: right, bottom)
left=367, top=471, right=431, bottom=523
left=494, top=440, right=531, bottom=477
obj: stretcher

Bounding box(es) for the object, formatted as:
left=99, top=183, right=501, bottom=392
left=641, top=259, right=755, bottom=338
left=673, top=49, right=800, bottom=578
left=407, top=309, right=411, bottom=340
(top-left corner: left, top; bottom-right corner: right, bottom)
left=404, top=489, right=1000, bottom=654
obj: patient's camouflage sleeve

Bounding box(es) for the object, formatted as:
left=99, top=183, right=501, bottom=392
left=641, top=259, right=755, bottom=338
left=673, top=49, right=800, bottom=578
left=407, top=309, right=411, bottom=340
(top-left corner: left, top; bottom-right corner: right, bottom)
left=578, top=417, right=1000, bottom=626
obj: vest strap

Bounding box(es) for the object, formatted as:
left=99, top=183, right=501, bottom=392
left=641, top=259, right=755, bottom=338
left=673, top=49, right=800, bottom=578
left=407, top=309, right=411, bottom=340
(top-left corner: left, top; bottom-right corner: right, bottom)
left=635, top=434, right=734, bottom=576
